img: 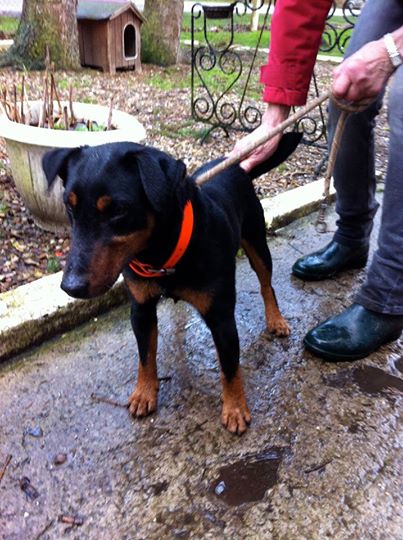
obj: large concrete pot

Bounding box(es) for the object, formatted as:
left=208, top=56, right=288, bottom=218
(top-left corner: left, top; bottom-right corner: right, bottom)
left=0, top=101, right=146, bottom=232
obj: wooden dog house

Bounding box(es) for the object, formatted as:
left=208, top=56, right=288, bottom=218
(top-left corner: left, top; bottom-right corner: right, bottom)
left=77, top=1, right=145, bottom=73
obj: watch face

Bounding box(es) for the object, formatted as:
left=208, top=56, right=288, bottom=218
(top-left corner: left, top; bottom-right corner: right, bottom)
left=392, top=55, right=403, bottom=68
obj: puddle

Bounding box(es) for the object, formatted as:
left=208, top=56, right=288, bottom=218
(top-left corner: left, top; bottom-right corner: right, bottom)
left=352, top=366, right=403, bottom=395
left=325, top=365, right=403, bottom=395
left=210, top=447, right=287, bottom=506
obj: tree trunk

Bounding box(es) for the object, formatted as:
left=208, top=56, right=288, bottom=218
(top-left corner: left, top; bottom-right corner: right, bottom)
left=0, top=0, right=80, bottom=70
left=142, top=0, right=184, bottom=66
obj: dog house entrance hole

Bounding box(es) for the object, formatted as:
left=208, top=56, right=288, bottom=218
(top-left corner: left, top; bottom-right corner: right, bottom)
left=124, top=24, right=136, bottom=58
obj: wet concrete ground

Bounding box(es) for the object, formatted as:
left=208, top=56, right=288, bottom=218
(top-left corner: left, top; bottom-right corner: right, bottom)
left=0, top=206, right=402, bottom=539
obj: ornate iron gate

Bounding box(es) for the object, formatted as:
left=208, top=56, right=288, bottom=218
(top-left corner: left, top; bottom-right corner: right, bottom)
left=190, top=1, right=361, bottom=145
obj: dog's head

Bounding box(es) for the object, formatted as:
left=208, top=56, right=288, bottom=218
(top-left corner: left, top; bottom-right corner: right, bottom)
left=42, top=142, right=187, bottom=298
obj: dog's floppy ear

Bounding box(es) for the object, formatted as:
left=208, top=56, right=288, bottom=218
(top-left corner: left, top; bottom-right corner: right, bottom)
left=129, top=149, right=187, bottom=212
left=248, top=132, right=303, bottom=180
left=42, top=147, right=81, bottom=189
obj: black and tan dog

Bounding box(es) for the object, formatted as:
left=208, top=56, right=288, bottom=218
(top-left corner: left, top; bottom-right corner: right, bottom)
left=42, top=133, right=301, bottom=434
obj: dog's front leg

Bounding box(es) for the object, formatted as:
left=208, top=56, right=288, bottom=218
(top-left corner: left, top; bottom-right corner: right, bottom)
left=204, top=305, right=251, bottom=435
left=128, top=299, right=160, bottom=417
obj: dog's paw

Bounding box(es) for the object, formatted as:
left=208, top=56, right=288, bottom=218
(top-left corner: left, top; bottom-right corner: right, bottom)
left=128, top=385, right=158, bottom=417
left=221, top=403, right=251, bottom=435
left=267, top=314, right=290, bottom=337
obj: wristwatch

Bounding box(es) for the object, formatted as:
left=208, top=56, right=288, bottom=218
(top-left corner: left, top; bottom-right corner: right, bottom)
left=384, top=33, right=403, bottom=69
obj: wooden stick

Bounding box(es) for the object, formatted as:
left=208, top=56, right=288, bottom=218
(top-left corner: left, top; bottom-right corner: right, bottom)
left=195, top=90, right=332, bottom=186
left=90, top=393, right=128, bottom=408
left=0, top=454, right=12, bottom=485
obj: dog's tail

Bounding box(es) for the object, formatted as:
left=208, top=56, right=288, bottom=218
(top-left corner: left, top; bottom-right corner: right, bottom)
left=247, top=131, right=302, bottom=181
left=193, top=132, right=302, bottom=183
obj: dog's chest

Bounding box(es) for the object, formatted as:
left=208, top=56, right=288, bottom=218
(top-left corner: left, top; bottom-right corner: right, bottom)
left=124, top=276, right=212, bottom=315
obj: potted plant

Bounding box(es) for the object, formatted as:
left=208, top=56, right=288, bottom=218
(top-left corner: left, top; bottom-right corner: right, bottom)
left=0, top=76, right=146, bottom=232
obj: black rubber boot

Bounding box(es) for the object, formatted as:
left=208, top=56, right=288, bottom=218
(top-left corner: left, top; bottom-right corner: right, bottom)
left=304, top=304, right=403, bottom=361
left=292, top=241, right=369, bottom=281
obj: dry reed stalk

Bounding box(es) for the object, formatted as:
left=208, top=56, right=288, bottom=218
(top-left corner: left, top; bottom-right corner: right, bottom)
left=1, top=89, right=12, bottom=120
left=63, top=105, right=69, bottom=130
left=49, top=78, right=54, bottom=129
left=13, top=84, right=20, bottom=123
left=51, top=73, right=62, bottom=117
left=20, top=75, right=25, bottom=124
left=69, top=84, right=75, bottom=124
left=107, top=97, right=113, bottom=130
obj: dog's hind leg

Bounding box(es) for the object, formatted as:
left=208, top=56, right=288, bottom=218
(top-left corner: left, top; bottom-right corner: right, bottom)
left=241, top=200, right=290, bottom=336
left=128, top=299, right=160, bottom=417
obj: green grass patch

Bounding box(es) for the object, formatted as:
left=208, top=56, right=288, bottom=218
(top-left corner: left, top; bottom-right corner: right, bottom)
left=182, top=12, right=355, bottom=59
left=0, top=16, right=19, bottom=37
left=46, top=256, right=61, bottom=274
left=182, top=11, right=271, bottom=49
left=80, top=96, right=97, bottom=104
left=176, top=124, right=210, bottom=140
left=147, top=67, right=191, bottom=91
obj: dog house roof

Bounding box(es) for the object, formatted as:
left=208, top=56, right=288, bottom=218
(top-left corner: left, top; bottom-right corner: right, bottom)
left=77, top=1, right=145, bottom=23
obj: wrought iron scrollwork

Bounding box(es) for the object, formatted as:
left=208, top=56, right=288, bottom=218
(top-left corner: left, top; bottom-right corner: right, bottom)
left=294, top=1, right=361, bottom=147
left=191, top=0, right=361, bottom=145
left=320, top=1, right=360, bottom=56
left=191, top=0, right=273, bottom=138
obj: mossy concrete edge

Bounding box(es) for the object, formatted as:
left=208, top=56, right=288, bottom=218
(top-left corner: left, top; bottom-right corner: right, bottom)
left=263, top=177, right=335, bottom=231
left=0, top=274, right=128, bottom=362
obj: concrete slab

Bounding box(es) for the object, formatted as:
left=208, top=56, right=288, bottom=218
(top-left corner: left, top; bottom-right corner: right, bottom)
left=0, top=202, right=402, bottom=539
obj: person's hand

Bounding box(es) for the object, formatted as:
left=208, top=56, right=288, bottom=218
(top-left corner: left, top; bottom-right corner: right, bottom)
left=332, top=39, right=394, bottom=103
left=228, top=103, right=290, bottom=172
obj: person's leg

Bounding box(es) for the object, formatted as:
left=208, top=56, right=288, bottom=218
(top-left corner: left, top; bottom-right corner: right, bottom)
left=304, top=64, right=403, bottom=361
left=302, top=0, right=403, bottom=360
left=355, top=63, right=403, bottom=315
left=330, top=0, right=403, bottom=247
left=293, top=0, right=403, bottom=281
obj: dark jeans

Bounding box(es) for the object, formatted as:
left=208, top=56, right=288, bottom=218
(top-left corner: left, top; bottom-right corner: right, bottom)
left=327, top=0, right=403, bottom=314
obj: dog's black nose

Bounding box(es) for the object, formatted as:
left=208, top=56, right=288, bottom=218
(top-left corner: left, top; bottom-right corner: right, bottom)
left=61, top=274, right=89, bottom=299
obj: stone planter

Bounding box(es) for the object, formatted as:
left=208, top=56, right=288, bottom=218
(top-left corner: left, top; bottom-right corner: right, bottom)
left=0, top=101, right=146, bottom=232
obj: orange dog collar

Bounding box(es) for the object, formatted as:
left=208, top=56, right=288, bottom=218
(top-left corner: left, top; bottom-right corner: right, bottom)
left=129, top=200, right=194, bottom=278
